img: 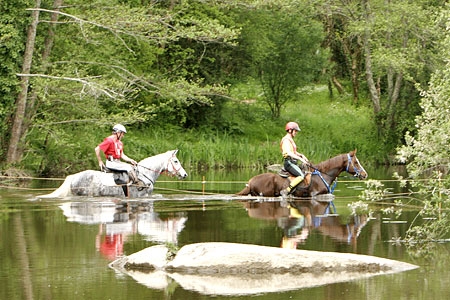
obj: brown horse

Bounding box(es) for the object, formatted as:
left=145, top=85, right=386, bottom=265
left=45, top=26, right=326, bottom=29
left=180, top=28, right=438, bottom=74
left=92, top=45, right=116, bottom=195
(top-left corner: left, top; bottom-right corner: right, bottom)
left=236, top=150, right=368, bottom=197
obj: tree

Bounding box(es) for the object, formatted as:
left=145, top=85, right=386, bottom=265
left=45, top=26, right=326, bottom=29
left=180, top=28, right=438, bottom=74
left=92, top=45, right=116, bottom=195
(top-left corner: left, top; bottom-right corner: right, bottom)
left=0, top=0, right=33, bottom=162
left=396, top=6, right=450, bottom=247
left=238, top=4, right=327, bottom=118
left=7, top=0, right=47, bottom=165
left=0, top=0, right=239, bottom=173
left=315, top=0, right=444, bottom=161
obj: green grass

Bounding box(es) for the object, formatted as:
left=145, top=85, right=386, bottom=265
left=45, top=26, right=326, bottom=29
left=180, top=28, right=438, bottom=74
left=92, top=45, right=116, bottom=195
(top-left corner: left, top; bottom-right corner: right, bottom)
left=128, top=84, right=377, bottom=171
left=21, top=84, right=378, bottom=176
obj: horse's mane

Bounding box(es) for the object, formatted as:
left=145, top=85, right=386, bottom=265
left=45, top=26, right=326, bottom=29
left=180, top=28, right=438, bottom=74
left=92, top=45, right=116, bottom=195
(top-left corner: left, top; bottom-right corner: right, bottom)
left=139, top=150, right=173, bottom=166
left=313, top=153, right=346, bottom=172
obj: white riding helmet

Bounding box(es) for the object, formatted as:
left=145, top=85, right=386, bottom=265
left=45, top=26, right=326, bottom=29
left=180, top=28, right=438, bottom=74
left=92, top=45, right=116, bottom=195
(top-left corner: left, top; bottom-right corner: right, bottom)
left=112, top=124, right=127, bottom=133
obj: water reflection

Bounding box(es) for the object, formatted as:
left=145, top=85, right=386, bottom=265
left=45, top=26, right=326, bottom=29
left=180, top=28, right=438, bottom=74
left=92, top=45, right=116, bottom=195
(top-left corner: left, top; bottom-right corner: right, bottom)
left=243, top=198, right=368, bottom=249
left=109, top=197, right=416, bottom=297
left=59, top=200, right=187, bottom=260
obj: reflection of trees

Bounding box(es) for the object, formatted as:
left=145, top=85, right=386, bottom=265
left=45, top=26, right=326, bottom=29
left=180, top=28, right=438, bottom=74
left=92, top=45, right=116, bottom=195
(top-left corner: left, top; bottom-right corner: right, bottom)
left=356, top=178, right=448, bottom=257
left=13, top=214, right=33, bottom=300
left=3, top=200, right=178, bottom=299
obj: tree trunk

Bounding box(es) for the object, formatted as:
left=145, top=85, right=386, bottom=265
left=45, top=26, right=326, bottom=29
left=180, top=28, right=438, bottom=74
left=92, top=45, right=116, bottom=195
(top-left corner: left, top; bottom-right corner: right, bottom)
left=331, top=76, right=344, bottom=94
left=362, top=0, right=381, bottom=115
left=341, top=35, right=361, bottom=105
left=387, top=72, right=403, bottom=128
left=363, top=40, right=381, bottom=114
left=350, top=47, right=361, bottom=105
left=24, top=0, right=63, bottom=136
left=6, top=0, right=41, bottom=164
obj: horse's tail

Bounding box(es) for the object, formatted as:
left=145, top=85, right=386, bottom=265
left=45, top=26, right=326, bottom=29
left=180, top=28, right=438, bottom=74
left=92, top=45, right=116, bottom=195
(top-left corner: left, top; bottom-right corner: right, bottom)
left=235, top=184, right=251, bottom=196
left=38, top=174, right=74, bottom=198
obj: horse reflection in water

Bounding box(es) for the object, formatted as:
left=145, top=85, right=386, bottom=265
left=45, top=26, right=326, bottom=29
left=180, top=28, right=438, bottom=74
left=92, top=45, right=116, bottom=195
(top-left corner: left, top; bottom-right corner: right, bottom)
left=60, top=201, right=187, bottom=260
left=243, top=199, right=368, bottom=250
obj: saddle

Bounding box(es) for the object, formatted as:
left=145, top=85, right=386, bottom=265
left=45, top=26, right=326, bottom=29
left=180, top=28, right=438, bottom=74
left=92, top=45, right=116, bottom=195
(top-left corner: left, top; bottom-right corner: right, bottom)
left=103, top=167, right=130, bottom=185
left=278, top=168, right=311, bottom=188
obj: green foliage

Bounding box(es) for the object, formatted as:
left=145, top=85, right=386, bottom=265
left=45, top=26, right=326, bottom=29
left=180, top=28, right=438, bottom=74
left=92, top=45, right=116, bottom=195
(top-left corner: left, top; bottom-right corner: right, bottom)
left=387, top=6, right=450, bottom=249
left=0, top=0, right=411, bottom=175
left=17, top=82, right=377, bottom=176
left=238, top=3, right=328, bottom=118
left=359, top=179, right=388, bottom=202
left=0, top=0, right=242, bottom=170
left=0, top=0, right=31, bottom=157
left=313, top=0, right=444, bottom=162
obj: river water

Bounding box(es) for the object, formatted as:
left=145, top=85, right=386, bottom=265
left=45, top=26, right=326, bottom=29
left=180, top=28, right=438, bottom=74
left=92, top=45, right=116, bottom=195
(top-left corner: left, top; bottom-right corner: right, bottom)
left=1, top=166, right=450, bottom=299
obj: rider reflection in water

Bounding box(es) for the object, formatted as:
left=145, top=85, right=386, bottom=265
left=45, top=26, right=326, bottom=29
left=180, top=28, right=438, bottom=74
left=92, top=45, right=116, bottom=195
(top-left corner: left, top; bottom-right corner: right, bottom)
left=94, top=124, right=140, bottom=184
left=280, top=122, right=310, bottom=196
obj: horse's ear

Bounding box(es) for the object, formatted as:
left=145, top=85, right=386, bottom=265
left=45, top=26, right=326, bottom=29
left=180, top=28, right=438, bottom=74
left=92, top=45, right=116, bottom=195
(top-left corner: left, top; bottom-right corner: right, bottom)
left=173, top=149, right=179, bottom=155
left=350, top=149, right=357, bottom=156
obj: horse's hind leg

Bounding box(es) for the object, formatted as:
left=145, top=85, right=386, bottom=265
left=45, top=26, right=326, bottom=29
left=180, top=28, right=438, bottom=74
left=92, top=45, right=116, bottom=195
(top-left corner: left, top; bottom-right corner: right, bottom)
left=236, top=184, right=251, bottom=196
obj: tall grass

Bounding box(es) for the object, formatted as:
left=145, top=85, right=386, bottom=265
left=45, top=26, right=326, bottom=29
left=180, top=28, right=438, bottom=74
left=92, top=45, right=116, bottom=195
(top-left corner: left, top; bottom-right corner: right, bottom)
left=129, top=85, right=377, bottom=171
left=26, top=84, right=377, bottom=176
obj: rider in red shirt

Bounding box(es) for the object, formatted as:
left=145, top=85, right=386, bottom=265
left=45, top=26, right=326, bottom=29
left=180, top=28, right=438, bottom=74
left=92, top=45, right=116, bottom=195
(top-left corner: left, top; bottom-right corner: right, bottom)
left=95, top=124, right=139, bottom=184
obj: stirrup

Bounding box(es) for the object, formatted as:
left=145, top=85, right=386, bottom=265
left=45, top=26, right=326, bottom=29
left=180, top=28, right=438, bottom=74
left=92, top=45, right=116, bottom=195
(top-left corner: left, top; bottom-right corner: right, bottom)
left=278, top=169, right=290, bottom=178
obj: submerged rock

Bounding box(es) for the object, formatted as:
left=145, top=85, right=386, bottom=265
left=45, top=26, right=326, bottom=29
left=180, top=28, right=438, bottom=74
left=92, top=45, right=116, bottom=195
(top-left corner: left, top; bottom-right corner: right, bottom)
left=110, top=242, right=418, bottom=296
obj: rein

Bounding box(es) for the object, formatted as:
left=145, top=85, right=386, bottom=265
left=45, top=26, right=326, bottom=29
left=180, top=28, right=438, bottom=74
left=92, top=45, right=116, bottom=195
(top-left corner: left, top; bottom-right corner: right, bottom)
left=136, top=164, right=156, bottom=186
left=309, top=153, right=359, bottom=194
left=311, top=169, right=337, bottom=194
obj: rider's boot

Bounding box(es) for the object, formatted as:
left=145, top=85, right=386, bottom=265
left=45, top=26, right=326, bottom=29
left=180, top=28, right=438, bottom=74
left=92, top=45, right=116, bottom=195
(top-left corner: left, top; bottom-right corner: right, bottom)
left=128, top=169, right=140, bottom=184
left=129, top=168, right=146, bottom=188
left=281, top=176, right=304, bottom=197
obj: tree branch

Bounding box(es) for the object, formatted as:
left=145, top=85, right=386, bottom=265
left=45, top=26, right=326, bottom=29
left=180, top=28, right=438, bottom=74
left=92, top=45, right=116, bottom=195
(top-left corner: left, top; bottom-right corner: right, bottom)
left=16, top=73, right=123, bottom=98
left=26, top=8, right=134, bottom=52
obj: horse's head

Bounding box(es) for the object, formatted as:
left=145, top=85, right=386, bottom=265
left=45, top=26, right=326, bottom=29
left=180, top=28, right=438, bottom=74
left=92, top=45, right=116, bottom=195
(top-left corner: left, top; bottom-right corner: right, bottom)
left=346, top=150, right=368, bottom=180
left=167, top=150, right=188, bottom=179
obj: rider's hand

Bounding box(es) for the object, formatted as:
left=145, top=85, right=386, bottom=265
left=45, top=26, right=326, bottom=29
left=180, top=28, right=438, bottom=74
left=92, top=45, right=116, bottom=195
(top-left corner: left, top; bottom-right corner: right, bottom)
left=99, top=161, right=105, bottom=170
left=298, top=155, right=309, bottom=165
left=130, top=159, right=137, bottom=166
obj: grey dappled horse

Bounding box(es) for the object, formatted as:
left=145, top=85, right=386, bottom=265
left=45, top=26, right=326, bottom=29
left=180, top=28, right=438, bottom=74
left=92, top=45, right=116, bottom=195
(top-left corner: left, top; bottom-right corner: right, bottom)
left=40, top=150, right=187, bottom=198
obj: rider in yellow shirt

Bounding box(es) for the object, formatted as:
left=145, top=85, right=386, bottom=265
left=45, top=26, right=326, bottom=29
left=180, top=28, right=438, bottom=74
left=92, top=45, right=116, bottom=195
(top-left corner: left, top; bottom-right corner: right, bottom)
left=280, top=122, right=309, bottom=196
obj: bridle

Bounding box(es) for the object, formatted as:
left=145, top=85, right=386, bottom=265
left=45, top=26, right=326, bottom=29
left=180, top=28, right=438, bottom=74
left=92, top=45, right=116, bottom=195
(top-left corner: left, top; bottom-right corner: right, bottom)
left=346, top=153, right=365, bottom=178
left=302, top=152, right=367, bottom=194
left=136, top=154, right=182, bottom=186
left=166, top=155, right=183, bottom=175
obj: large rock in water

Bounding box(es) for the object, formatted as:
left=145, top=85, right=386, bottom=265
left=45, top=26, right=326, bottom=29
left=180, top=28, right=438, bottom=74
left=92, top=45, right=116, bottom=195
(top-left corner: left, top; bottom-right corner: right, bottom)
left=110, top=242, right=418, bottom=296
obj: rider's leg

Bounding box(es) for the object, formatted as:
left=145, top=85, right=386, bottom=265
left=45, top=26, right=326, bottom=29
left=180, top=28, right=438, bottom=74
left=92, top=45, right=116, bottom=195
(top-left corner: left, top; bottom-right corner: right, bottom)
left=285, top=175, right=304, bottom=194
left=106, top=161, right=140, bottom=184
left=281, top=160, right=305, bottom=195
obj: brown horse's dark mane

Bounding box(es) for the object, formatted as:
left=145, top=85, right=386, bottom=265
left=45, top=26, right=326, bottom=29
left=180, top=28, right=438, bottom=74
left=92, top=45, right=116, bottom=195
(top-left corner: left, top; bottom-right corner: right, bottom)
left=313, top=153, right=346, bottom=173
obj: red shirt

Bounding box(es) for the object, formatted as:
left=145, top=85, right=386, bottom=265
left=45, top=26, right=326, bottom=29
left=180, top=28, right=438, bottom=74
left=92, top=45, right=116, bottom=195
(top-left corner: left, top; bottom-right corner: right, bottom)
left=98, top=135, right=123, bottom=159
